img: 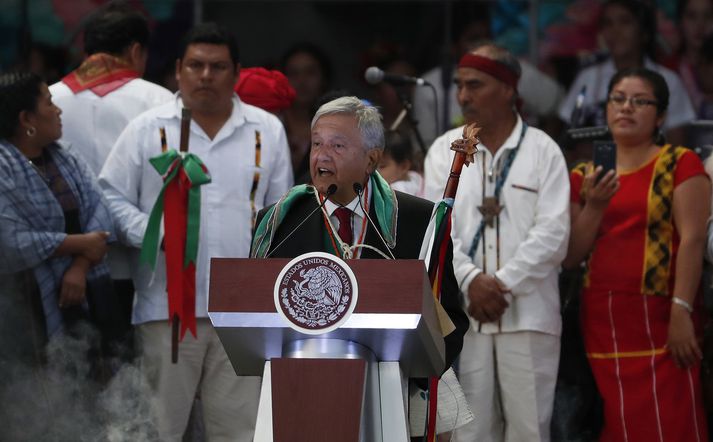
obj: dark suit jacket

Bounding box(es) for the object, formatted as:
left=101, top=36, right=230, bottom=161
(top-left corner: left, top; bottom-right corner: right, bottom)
left=254, top=190, right=468, bottom=371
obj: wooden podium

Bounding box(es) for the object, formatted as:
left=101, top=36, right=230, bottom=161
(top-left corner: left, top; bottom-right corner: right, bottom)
left=208, top=257, right=445, bottom=442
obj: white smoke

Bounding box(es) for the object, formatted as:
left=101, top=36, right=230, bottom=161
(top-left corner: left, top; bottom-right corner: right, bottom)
left=0, top=277, right=158, bottom=441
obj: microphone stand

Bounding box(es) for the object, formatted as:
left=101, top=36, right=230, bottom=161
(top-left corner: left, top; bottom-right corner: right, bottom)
left=391, top=89, right=428, bottom=155
left=353, top=183, right=395, bottom=260
left=265, top=185, right=337, bottom=258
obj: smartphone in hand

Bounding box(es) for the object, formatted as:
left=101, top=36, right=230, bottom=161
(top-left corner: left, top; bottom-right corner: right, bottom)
left=593, top=140, right=616, bottom=182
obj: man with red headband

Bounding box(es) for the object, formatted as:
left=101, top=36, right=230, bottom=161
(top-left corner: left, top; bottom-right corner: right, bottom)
left=424, top=43, right=570, bottom=441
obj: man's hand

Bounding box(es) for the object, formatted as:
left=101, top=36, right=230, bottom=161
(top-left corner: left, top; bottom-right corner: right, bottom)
left=59, top=257, right=90, bottom=308
left=466, top=273, right=509, bottom=323
left=80, top=231, right=110, bottom=264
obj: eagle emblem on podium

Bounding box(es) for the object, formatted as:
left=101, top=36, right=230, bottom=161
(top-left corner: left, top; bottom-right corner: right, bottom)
left=274, top=252, right=359, bottom=334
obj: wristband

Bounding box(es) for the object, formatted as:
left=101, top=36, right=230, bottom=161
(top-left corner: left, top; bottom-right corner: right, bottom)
left=671, top=296, right=693, bottom=314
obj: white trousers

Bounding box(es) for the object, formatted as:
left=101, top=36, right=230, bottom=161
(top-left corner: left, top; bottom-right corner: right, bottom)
left=453, top=329, right=560, bottom=442
left=138, top=319, right=261, bottom=442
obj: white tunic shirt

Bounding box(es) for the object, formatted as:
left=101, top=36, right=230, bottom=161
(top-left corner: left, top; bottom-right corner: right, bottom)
left=50, top=78, right=174, bottom=176
left=50, top=78, right=173, bottom=279
left=424, top=117, right=570, bottom=335
left=558, top=58, right=696, bottom=131
left=99, top=94, right=293, bottom=324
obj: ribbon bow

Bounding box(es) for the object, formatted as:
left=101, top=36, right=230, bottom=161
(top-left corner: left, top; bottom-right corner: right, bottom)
left=141, top=149, right=211, bottom=268
left=140, top=148, right=211, bottom=339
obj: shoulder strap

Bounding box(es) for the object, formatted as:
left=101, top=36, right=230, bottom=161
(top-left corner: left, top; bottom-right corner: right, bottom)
left=641, top=144, right=683, bottom=296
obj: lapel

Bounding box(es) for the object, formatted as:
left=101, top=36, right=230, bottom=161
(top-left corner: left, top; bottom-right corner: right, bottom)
left=269, top=194, right=326, bottom=258
left=360, top=195, right=393, bottom=259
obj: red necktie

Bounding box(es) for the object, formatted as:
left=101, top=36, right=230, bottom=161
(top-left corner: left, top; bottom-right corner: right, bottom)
left=334, top=207, right=353, bottom=245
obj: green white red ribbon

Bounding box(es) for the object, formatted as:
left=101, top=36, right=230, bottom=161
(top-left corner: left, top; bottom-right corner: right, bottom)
left=140, top=149, right=211, bottom=339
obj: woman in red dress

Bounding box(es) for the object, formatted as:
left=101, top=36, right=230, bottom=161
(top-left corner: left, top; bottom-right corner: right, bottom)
left=564, top=68, right=710, bottom=441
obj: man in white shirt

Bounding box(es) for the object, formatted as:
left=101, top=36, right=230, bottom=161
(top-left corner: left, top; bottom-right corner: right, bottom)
left=424, top=44, right=570, bottom=441
left=50, top=4, right=173, bottom=176
left=49, top=4, right=173, bottom=333
left=99, top=23, right=292, bottom=441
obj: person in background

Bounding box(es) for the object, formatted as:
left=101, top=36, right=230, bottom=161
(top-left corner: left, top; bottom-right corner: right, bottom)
left=564, top=68, right=709, bottom=441
left=684, top=34, right=713, bottom=152
left=412, top=8, right=564, bottom=147
left=49, top=2, right=173, bottom=355
left=0, top=71, right=113, bottom=370
left=99, top=23, right=292, bottom=441
left=281, top=42, right=332, bottom=184
left=51, top=3, right=173, bottom=176
left=694, top=34, right=713, bottom=120
left=377, top=130, right=424, bottom=197
left=671, top=0, right=713, bottom=117
left=559, top=0, right=695, bottom=146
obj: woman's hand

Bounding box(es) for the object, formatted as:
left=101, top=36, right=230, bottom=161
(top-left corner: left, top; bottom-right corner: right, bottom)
left=59, top=257, right=90, bottom=308
left=80, top=231, right=110, bottom=264
left=667, top=305, right=703, bottom=368
left=582, top=166, right=619, bottom=210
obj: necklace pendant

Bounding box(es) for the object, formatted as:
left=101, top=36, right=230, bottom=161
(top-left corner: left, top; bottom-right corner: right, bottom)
left=29, top=159, right=48, bottom=182
left=478, top=196, right=503, bottom=227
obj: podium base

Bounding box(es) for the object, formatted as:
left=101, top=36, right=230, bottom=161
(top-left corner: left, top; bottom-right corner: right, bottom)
left=253, top=339, right=409, bottom=442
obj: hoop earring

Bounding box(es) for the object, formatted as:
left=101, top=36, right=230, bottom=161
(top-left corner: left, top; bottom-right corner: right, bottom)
left=26, top=126, right=36, bottom=137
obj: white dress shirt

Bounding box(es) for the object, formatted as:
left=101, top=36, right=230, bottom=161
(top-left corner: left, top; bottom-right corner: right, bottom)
left=390, top=171, right=425, bottom=198
left=50, top=78, right=173, bottom=279
left=558, top=57, right=695, bottom=131
left=323, top=179, right=371, bottom=257
left=425, top=117, right=570, bottom=336
left=99, top=94, right=293, bottom=324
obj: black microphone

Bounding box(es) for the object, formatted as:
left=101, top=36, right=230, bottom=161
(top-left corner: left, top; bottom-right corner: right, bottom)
left=353, top=182, right=396, bottom=259
left=364, top=66, right=427, bottom=86
left=266, top=184, right=337, bottom=257
left=569, top=85, right=587, bottom=128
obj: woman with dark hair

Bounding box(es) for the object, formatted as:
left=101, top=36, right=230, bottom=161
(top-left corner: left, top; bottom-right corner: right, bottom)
left=0, top=71, right=114, bottom=348
left=558, top=0, right=695, bottom=145
left=281, top=42, right=332, bottom=184
left=564, top=67, right=709, bottom=440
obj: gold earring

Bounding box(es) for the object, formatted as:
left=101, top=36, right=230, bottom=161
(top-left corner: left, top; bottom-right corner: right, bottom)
left=26, top=126, right=36, bottom=137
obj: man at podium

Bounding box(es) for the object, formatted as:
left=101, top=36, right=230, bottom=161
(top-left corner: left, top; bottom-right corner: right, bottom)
left=252, top=95, right=468, bottom=377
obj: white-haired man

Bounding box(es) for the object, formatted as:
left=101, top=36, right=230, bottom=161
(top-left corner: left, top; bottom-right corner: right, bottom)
left=252, top=96, right=469, bottom=418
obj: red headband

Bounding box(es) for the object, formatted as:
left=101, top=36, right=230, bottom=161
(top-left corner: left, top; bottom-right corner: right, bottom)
left=458, top=53, right=519, bottom=90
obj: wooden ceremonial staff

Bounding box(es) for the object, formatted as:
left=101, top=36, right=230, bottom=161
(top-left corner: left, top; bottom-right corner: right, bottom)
left=172, top=107, right=192, bottom=363
left=424, top=122, right=479, bottom=442
left=443, top=123, right=480, bottom=198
